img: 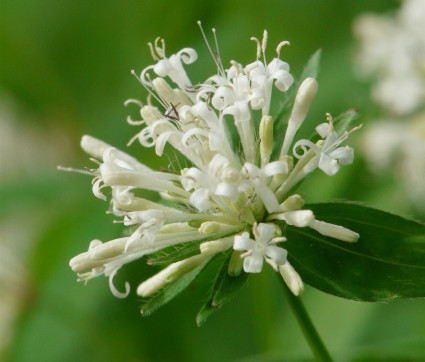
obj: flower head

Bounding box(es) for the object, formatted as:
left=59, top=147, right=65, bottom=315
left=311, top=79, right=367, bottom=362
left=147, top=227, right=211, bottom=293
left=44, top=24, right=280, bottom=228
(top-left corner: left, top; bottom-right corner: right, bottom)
left=69, top=25, right=359, bottom=310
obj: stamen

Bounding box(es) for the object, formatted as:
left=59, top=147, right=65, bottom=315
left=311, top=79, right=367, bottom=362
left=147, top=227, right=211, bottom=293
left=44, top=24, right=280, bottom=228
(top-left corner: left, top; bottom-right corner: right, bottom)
left=230, top=60, right=241, bottom=76
left=124, top=99, right=145, bottom=126
left=212, top=28, right=225, bottom=76
left=250, top=36, right=261, bottom=60
left=89, top=158, right=102, bottom=166
left=131, top=70, right=168, bottom=109
left=197, top=21, right=222, bottom=74
left=261, top=30, right=268, bottom=64
left=261, top=30, right=268, bottom=53
left=276, top=41, right=290, bottom=58
left=147, top=42, right=158, bottom=61
left=57, top=166, right=93, bottom=176
left=154, top=37, right=165, bottom=58
left=126, top=115, right=145, bottom=126
left=124, top=99, right=143, bottom=108
left=127, top=131, right=142, bottom=147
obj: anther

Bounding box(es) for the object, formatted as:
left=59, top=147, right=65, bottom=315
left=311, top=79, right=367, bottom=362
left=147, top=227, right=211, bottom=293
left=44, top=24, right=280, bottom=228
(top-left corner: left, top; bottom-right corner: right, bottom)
left=276, top=41, right=290, bottom=58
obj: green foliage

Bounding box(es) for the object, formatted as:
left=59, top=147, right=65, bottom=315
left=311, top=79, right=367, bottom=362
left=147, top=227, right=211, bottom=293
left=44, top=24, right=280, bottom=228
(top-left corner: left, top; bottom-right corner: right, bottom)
left=285, top=202, right=425, bottom=301
left=196, top=252, right=249, bottom=326
left=300, top=49, right=322, bottom=81
left=140, top=257, right=211, bottom=316
left=333, top=108, right=360, bottom=134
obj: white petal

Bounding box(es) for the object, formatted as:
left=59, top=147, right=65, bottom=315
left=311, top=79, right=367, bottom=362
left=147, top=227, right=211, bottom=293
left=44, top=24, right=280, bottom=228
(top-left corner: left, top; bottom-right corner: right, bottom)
left=256, top=185, right=280, bottom=213
left=190, top=188, right=211, bottom=211
left=215, top=182, right=239, bottom=201
left=329, top=146, right=354, bottom=165
left=108, top=268, right=130, bottom=299
left=318, top=153, right=340, bottom=176
left=243, top=252, right=264, bottom=273
left=265, top=245, right=288, bottom=265
left=92, top=179, right=107, bottom=201
left=212, top=86, right=235, bottom=110
left=255, top=223, right=275, bottom=244
left=263, top=161, right=289, bottom=176
left=315, top=123, right=331, bottom=138
left=233, top=232, right=254, bottom=251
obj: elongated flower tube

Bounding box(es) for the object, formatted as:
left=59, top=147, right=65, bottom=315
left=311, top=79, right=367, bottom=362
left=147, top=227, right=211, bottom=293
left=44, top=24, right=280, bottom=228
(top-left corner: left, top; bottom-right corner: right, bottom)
left=67, top=25, right=359, bottom=314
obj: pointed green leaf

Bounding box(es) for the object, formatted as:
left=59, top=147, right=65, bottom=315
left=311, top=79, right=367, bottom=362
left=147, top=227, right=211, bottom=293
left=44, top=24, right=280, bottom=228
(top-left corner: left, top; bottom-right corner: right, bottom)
left=196, top=252, right=249, bottom=326
left=300, top=49, right=322, bottom=81
left=284, top=202, right=425, bottom=301
left=333, top=108, right=360, bottom=134
left=140, top=258, right=210, bottom=316
left=147, top=242, right=202, bottom=266
left=308, top=108, right=360, bottom=144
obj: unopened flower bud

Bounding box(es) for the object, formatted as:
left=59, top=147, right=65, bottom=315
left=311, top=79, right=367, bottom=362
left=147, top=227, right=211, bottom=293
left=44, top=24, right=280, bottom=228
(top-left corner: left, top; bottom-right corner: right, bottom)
left=280, top=194, right=305, bottom=212
left=200, top=237, right=233, bottom=255
left=137, top=254, right=208, bottom=297
left=199, top=222, right=235, bottom=234
left=81, top=135, right=111, bottom=160
left=259, top=115, right=274, bottom=166
left=279, top=261, right=304, bottom=296
left=310, top=220, right=359, bottom=242
left=281, top=78, right=318, bottom=157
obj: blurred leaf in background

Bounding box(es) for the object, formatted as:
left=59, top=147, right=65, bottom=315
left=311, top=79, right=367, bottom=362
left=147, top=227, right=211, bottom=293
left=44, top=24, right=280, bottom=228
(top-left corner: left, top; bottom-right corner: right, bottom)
left=3, top=0, right=425, bottom=361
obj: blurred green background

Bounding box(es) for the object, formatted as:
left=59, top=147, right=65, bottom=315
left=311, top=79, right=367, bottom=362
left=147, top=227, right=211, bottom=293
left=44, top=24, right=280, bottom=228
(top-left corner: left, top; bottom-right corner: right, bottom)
left=2, top=0, right=425, bottom=361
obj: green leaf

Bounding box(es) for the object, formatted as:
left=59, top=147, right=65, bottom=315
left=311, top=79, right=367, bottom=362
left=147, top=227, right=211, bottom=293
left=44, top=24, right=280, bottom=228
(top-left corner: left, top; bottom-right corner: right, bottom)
left=140, top=258, right=210, bottom=316
left=284, top=202, right=425, bottom=302
left=308, top=108, right=360, bottom=144
left=196, top=252, right=249, bottom=326
left=333, top=108, right=359, bottom=134
left=300, top=49, right=322, bottom=81
left=147, top=241, right=202, bottom=266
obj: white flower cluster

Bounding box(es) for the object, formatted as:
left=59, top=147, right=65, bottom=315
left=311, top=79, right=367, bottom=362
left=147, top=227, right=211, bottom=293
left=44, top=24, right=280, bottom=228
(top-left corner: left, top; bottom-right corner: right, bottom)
left=362, top=112, right=425, bottom=211
left=355, top=1, right=425, bottom=211
left=70, top=26, right=359, bottom=301
left=354, top=0, right=425, bottom=115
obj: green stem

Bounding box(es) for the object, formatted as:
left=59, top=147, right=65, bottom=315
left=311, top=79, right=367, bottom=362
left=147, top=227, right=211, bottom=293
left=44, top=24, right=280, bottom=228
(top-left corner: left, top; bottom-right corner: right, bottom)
left=278, top=277, right=333, bottom=362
